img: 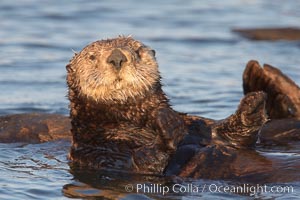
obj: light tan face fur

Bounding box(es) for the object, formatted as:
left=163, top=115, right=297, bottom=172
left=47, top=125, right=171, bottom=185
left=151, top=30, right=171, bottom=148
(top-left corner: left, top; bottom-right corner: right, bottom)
left=68, top=36, right=160, bottom=103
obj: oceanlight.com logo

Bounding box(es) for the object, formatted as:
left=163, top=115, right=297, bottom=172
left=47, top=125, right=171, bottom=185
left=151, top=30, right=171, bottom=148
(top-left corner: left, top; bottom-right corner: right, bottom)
left=124, top=183, right=294, bottom=196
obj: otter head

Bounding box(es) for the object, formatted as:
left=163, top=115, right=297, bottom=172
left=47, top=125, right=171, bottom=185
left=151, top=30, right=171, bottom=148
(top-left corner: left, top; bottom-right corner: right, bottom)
left=67, top=36, right=160, bottom=103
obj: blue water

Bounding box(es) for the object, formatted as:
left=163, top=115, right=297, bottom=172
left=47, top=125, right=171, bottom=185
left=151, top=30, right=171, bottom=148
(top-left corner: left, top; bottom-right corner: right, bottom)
left=0, top=0, right=300, bottom=199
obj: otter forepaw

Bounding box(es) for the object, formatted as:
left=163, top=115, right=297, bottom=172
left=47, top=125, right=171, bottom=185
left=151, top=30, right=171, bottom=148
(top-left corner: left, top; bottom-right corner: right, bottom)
left=212, top=91, right=268, bottom=148
left=155, top=108, right=187, bottom=151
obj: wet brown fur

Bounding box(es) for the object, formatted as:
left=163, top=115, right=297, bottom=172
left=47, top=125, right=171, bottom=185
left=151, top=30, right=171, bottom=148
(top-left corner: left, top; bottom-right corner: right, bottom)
left=0, top=113, right=71, bottom=143
left=67, top=36, right=187, bottom=174
left=243, top=60, right=300, bottom=119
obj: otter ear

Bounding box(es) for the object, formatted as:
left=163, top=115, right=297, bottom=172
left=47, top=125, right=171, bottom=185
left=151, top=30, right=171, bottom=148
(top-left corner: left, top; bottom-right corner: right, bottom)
left=66, top=64, right=74, bottom=73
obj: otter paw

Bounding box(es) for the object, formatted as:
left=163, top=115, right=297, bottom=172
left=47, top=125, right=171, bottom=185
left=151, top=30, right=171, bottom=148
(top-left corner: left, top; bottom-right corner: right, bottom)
left=155, top=108, right=187, bottom=151
left=212, top=91, right=268, bottom=148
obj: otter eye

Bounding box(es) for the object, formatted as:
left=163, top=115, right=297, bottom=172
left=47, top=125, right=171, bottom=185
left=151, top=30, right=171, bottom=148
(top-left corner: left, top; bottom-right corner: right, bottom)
left=135, top=47, right=142, bottom=58
left=135, top=50, right=140, bottom=57
left=89, top=55, right=96, bottom=60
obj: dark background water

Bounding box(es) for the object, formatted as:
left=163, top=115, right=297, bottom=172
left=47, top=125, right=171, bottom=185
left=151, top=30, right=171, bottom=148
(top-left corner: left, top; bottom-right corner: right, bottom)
left=0, top=0, right=300, bottom=199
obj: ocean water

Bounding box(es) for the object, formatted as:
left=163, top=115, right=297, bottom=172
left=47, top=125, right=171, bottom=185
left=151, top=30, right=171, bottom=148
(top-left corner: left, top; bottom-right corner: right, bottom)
left=0, top=0, right=300, bottom=199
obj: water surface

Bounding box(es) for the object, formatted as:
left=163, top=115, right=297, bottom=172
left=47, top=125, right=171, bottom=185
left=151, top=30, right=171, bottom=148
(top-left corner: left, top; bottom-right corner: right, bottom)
left=0, top=0, right=300, bottom=199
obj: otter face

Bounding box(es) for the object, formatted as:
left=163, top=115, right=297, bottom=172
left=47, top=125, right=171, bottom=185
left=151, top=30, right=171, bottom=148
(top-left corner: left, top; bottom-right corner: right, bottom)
left=67, top=36, right=160, bottom=103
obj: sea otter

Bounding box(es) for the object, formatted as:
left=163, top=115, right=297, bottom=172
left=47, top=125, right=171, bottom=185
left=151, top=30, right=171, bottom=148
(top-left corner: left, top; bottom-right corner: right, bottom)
left=66, top=36, right=269, bottom=179
left=0, top=36, right=298, bottom=181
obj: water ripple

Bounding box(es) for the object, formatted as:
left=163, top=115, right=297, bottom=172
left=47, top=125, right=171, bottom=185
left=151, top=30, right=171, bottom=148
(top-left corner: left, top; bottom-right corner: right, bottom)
left=1, top=0, right=300, bottom=199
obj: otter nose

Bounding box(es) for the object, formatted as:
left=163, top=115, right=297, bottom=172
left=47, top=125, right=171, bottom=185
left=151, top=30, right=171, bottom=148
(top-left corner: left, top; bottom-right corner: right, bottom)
left=106, top=49, right=127, bottom=70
